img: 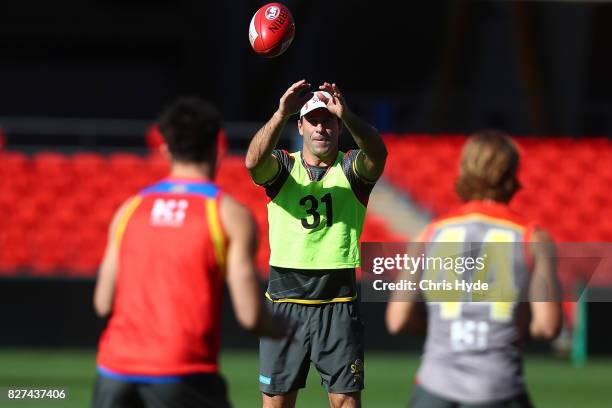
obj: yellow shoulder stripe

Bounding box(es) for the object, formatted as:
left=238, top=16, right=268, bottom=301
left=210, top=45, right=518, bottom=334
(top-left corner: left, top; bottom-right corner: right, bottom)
left=205, top=198, right=226, bottom=276
left=114, top=196, right=143, bottom=247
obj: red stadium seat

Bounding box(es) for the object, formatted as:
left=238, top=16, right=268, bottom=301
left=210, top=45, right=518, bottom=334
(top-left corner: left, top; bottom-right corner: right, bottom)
left=0, top=151, right=30, bottom=174
left=2, top=172, right=33, bottom=195
left=69, top=249, right=102, bottom=277
left=72, top=152, right=106, bottom=177
left=34, top=152, right=70, bottom=173
left=109, top=153, right=145, bottom=175
left=0, top=227, right=29, bottom=275
left=81, top=173, right=116, bottom=196
left=0, top=247, right=29, bottom=275
left=33, top=153, right=75, bottom=193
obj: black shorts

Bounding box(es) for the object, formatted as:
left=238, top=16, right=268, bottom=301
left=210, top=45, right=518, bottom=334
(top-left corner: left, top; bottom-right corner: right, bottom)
left=91, top=372, right=231, bottom=408
left=409, top=384, right=534, bottom=408
left=259, top=300, right=364, bottom=395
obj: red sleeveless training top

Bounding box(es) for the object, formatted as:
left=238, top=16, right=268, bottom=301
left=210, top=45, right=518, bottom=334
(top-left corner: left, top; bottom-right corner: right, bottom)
left=97, top=178, right=227, bottom=376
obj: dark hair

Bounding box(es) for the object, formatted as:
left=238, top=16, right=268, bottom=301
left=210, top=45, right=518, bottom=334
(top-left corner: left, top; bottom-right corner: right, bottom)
left=158, top=97, right=221, bottom=163
left=455, top=130, right=521, bottom=203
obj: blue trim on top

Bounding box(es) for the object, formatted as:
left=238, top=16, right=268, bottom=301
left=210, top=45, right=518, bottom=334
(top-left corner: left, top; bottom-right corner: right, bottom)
left=97, top=365, right=182, bottom=384
left=140, top=180, right=219, bottom=198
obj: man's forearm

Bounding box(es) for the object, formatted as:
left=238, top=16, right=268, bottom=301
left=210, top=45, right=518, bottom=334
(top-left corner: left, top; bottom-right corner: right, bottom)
left=342, top=110, right=387, bottom=164
left=245, top=110, right=289, bottom=170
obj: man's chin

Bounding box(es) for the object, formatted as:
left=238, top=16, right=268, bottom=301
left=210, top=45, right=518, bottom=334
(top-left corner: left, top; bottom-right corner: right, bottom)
left=313, top=147, right=336, bottom=159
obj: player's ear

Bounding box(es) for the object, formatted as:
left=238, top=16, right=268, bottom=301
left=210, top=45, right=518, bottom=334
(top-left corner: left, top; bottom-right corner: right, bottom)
left=297, top=117, right=304, bottom=136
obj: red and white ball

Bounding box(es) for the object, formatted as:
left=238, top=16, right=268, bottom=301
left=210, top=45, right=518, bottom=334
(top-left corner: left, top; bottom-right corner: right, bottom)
left=249, top=3, right=295, bottom=58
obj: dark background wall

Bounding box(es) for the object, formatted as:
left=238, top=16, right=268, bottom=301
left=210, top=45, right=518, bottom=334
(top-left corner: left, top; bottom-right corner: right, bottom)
left=0, top=278, right=420, bottom=350
left=2, top=278, right=610, bottom=354
left=1, top=0, right=612, bottom=136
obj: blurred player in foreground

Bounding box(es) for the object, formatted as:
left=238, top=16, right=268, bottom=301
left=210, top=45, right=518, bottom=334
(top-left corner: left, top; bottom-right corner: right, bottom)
left=387, top=130, right=562, bottom=408
left=93, top=97, right=290, bottom=408
left=246, top=80, right=387, bottom=408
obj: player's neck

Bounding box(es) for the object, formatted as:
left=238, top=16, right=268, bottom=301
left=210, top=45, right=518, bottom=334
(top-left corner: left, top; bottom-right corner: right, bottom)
left=301, top=148, right=337, bottom=167
left=470, top=198, right=511, bottom=206
left=169, top=161, right=212, bottom=181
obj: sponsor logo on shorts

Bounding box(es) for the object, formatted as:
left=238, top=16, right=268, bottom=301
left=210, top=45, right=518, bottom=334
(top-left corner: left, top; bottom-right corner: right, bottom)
left=259, top=374, right=272, bottom=385
left=350, top=358, right=363, bottom=384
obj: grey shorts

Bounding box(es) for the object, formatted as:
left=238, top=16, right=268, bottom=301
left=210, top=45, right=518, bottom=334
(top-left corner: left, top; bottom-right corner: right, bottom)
left=409, top=384, right=534, bottom=408
left=259, top=300, right=365, bottom=395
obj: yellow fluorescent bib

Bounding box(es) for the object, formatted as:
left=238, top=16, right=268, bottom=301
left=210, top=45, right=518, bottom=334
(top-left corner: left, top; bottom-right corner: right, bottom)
left=268, top=151, right=366, bottom=269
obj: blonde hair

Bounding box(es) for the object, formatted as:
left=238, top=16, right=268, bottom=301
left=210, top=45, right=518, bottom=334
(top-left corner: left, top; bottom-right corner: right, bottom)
left=455, top=130, right=520, bottom=202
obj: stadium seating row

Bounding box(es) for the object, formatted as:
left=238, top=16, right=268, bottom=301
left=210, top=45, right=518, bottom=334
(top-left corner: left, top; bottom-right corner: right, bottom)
left=0, top=151, right=404, bottom=277
left=382, top=134, right=612, bottom=242
left=4, top=134, right=608, bottom=281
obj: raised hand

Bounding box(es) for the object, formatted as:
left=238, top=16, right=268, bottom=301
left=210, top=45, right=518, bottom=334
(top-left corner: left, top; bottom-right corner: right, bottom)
left=318, top=82, right=351, bottom=121
left=278, top=79, right=312, bottom=118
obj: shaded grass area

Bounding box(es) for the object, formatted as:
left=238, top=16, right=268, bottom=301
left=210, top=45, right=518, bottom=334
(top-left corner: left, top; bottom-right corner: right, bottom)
left=0, top=349, right=610, bottom=407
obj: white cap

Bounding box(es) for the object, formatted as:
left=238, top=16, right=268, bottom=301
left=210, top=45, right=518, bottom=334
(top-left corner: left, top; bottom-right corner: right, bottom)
left=299, top=91, right=332, bottom=118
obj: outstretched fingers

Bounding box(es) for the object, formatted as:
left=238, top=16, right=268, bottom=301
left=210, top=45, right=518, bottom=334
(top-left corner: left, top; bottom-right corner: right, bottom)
left=279, top=79, right=312, bottom=116
left=289, top=79, right=311, bottom=94
left=320, top=82, right=345, bottom=104
left=318, top=82, right=333, bottom=94
left=291, top=80, right=313, bottom=101
left=331, top=83, right=346, bottom=104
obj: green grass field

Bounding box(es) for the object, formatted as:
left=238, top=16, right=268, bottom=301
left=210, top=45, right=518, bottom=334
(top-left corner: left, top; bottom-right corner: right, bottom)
left=0, top=349, right=610, bottom=407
